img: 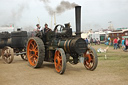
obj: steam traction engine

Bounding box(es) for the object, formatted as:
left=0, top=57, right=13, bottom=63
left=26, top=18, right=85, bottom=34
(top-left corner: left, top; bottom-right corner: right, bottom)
left=0, top=30, right=28, bottom=63
left=26, top=6, right=98, bottom=74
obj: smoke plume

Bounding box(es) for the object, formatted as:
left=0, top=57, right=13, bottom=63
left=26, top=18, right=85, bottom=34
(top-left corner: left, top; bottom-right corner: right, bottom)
left=56, top=1, right=78, bottom=14
left=44, top=5, right=54, bottom=15
left=40, top=0, right=78, bottom=15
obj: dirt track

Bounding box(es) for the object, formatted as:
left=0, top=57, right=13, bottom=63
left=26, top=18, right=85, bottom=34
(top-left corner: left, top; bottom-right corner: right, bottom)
left=0, top=45, right=128, bottom=85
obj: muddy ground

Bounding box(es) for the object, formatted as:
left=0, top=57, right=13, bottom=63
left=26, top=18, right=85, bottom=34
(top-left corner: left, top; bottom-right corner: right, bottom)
left=0, top=45, right=128, bottom=85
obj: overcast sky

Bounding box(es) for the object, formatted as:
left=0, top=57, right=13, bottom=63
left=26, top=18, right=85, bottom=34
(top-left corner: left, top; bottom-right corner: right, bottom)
left=0, top=0, right=128, bottom=31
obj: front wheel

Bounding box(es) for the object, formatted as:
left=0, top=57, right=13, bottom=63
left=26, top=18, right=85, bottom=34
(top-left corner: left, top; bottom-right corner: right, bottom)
left=83, top=47, right=98, bottom=71
left=26, top=37, right=45, bottom=68
left=54, top=48, right=66, bottom=74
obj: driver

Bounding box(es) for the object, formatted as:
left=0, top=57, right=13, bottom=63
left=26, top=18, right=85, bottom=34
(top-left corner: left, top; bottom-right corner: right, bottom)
left=41, top=23, right=51, bottom=43
left=42, top=23, right=51, bottom=34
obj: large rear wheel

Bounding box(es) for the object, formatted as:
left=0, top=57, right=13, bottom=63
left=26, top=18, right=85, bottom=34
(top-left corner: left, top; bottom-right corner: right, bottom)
left=84, top=47, right=98, bottom=71
left=2, top=46, right=14, bottom=64
left=27, top=37, right=45, bottom=68
left=54, top=48, right=66, bottom=74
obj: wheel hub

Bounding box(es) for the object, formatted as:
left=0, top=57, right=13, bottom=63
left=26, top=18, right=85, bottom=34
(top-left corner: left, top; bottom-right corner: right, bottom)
left=31, top=51, right=35, bottom=55
left=56, top=59, right=58, bottom=63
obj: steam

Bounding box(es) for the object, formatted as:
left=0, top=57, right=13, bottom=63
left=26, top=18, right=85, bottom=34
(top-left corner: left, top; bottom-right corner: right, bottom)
left=0, top=2, right=29, bottom=27
left=56, top=1, right=78, bottom=14
left=40, top=0, right=78, bottom=15
left=0, top=0, right=78, bottom=28
left=11, top=3, right=29, bottom=22
left=44, top=5, right=54, bottom=16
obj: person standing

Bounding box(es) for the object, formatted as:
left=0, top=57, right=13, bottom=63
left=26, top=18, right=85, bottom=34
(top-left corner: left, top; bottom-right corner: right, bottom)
left=117, top=37, right=121, bottom=49
left=42, top=23, right=52, bottom=43
left=94, top=38, right=97, bottom=45
left=85, top=38, right=88, bottom=45
left=42, top=23, right=51, bottom=34
left=36, top=24, right=42, bottom=31
left=108, top=37, right=110, bottom=45
left=121, top=38, right=125, bottom=50
left=88, top=38, right=90, bottom=45
left=90, top=38, right=93, bottom=45
left=125, top=38, right=128, bottom=50
left=97, top=39, right=100, bottom=45
left=113, top=38, right=118, bottom=50
left=35, top=24, right=43, bottom=37
left=108, top=37, right=111, bottom=45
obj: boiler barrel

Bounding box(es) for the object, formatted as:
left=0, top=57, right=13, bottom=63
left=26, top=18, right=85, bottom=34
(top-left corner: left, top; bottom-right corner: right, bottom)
left=58, top=38, right=87, bottom=55
left=0, top=31, right=27, bottom=49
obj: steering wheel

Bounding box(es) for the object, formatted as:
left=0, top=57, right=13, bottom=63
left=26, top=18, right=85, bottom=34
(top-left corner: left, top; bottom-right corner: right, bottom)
left=54, top=24, right=65, bottom=33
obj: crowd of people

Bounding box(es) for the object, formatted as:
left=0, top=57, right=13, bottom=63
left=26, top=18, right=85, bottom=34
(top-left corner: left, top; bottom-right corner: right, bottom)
left=107, top=37, right=128, bottom=51
left=85, top=36, right=128, bottom=51
left=85, top=38, right=100, bottom=45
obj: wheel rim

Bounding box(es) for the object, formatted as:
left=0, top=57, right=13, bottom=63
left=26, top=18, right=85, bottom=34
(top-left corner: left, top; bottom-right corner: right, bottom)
left=54, top=50, right=62, bottom=73
left=27, top=39, right=38, bottom=66
left=84, top=50, right=94, bottom=69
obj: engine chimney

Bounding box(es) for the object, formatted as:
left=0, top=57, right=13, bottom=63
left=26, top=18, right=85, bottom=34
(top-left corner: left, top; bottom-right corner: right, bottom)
left=75, top=6, right=81, bottom=37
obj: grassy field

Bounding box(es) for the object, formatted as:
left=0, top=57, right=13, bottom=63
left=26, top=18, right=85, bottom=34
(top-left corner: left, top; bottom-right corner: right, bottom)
left=92, top=44, right=128, bottom=84
left=92, top=44, right=128, bottom=60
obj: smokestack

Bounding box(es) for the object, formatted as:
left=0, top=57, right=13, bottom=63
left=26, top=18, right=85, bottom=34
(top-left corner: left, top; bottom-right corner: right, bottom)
left=54, top=12, right=56, bottom=25
left=75, top=6, right=81, bottom=37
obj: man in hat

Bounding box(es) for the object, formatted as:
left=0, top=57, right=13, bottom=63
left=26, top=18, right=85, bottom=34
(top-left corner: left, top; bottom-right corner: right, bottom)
left=43, top=23, right=51, bottom=34
left=41, top=23, right=51, bottom=43
left=35, top=24, right=43, bottom=37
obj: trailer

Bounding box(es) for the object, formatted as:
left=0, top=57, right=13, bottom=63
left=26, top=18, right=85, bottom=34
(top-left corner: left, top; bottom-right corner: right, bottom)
left=0, top=30, right=28, bottom=64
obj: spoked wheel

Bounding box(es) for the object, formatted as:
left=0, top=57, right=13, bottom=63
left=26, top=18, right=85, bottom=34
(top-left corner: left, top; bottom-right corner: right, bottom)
left=21, top=54, right=28, bottom=61
left=27, top=37, right=45, bottom=68
left=84, top=47, right=98, bottom=71
left=54, top=48, right=66, bottom=74
left=2, top=46, right=14, bottom=64
left=21, top=49, right=27, bottom=61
